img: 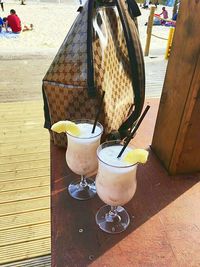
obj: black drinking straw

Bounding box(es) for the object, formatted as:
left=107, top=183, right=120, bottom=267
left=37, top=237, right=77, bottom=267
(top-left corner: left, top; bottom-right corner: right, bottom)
left=117, top=105, right=150, bottom=158
left=91, top=91, right=105, bottom=133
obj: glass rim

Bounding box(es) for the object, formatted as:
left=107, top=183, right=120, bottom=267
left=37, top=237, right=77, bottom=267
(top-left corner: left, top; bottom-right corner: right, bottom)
left=97, top=140, right=137, bottom=168
left=66, top=119, right=103, bottom=139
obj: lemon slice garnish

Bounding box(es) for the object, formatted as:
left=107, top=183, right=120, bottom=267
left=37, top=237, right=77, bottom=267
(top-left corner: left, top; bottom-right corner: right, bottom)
left=51, top=120, right=81, bottom=136
left=123, top=149, right=149, bottom=164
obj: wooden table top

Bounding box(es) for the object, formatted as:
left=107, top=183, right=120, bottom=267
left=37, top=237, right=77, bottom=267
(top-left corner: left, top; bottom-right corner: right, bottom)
left=51, top=99, right=200, bottom=267
left=51, top=143, right=200, bottom=267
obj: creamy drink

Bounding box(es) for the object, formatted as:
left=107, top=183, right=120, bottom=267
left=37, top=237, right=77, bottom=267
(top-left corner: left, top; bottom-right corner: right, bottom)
left=66, top=120, right=103, bottom=200
left=66, top=123, right=102, bottom=176
left=96, top=145, right=137, bottom=206
left=95, top=140, right=138, bottom=234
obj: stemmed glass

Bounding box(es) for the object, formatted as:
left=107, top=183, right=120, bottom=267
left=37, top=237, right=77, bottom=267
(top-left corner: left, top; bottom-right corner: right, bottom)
left=95, top=140, right=138, bottom=233
left=66, top=119, right=103, bottom=200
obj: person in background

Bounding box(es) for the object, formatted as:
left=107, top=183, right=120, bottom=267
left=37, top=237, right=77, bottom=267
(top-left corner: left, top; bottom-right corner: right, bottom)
left=20, top=0, right=26, bottom=5
left=5, top=9, right=21, bottom=33
left=142, top=0, right=150, bottom=9
left=0, top=0, right=4, bottom=12
left=172, top=12, right=178, bottom=21
left=0, top=16, right=4, bottom=32
left=159, top=6, right=168, bottom=25
left=159, top=6, right=168, bottom=19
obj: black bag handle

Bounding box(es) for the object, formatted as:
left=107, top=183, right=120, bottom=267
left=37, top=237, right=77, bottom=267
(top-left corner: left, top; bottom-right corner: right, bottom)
left=87, top=0, right=115, bottom=97
left=87, top=0, right=96, bottom=98
left=116, top=0, right=145, bottom=136
left=87, top=0, right=145, bottom=134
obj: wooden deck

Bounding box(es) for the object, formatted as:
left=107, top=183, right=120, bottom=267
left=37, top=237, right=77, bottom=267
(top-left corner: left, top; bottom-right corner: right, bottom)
left=0, top=101, right=51, bottom=265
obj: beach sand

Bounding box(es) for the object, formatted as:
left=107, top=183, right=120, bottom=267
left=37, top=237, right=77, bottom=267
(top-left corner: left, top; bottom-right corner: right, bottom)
left=0, top=2, right=78, bottom=58
left=0, top=2, right=173, bottom=57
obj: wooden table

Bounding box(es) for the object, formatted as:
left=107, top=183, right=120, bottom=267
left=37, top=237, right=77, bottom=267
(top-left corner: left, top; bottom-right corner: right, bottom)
left=51, top=99, right=200, bottom=267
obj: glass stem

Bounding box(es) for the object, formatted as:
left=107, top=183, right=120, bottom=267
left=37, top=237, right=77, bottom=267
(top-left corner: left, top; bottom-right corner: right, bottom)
left=105, top=206, right=120, bottom=223
left=110, top=206, right=118, bottom=217
left=80, top=175, right=87, bottom=188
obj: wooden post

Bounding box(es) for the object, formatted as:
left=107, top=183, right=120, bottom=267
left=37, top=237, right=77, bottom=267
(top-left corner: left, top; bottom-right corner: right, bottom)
left=144, top=6, right=156, bottom=57
left=165, top=27, right=175, bottom=60
left=151, top=0, right=200, bottom=175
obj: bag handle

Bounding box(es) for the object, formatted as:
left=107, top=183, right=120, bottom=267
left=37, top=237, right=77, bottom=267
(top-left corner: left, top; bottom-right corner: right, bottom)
left=87, top=0, right=115, bottom=98
left=116, top=0, right=145, bottom=136
left=87, top=0, right=96, bottom=98
left=93, top=9, right=108, bottom=50
left=87, top=0, right=145, bottom=133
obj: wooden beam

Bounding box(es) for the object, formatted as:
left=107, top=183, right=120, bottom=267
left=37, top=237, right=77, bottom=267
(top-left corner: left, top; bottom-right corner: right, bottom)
left=152, top=0, right=200, bottom=174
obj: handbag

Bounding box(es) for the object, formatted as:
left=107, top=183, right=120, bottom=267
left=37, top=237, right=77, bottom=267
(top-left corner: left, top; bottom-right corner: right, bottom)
left=42, top=0, right=145, bottom=147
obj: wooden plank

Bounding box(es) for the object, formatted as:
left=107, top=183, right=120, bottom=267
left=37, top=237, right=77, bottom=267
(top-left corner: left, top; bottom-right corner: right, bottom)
left=0, top=135, right=49, bottom=144
left=0, top=152, right=49, bottom=165
left=0, top=129, right=49, bottom=139
left=2, top=255, right=51, bottom=267
left=0, top=143, right=49, bottom=156
left=0, top=101, right=43, bottom=109
left=0, top=139, right=48, bottom=149
left=0, top=159, right=49, bottom=173
left=0, top=113, right=43, bottom=119
left=151, top=0, right=200, bottom=174
left=0, top=176, right=49, bottom=192
left=0, top=123, right=44, bottom=130
left=0, top=98, right=51, bottom=264
left=0, top=119, right=44, bottom=125
left=0, top=196, right=50, bottom=216
left=0, top=103, right=42, bottom=109
left=0, top=209, right=50, bottom=231
left=0, top=124, right=46, bottom=131
left=0, top=222, right=50, bottom=247
left=0, top=185, right=50, bottom=204
left=0, top=108, right=42, bottom=113
left=0, top=167, right=49, bottom=182
left=175, top=57, right=200, bottom=173
left=0, top=238, right=50, bottom=265
left=0, top=138, right=48, bottom=146
left=0, top=113, right=44, bottom=121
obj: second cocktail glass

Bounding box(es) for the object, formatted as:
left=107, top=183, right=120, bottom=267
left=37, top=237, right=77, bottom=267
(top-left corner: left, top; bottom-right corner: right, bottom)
left=66, top=119, right=103, bottom=200
left=95, top=140, right=138, bottom=233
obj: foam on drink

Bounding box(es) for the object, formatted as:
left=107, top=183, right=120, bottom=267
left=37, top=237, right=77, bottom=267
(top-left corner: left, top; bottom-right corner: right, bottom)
left=67, top=123, right=102, bottom=143
left=98, top=145, right=135, bottom=168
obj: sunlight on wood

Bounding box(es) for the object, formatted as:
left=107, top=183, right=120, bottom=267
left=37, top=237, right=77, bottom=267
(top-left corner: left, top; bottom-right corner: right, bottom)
left=0, top=100, right=51, bottom=265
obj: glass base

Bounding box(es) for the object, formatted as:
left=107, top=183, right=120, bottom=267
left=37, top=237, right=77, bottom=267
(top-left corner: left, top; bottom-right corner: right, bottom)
left=96, top=205, right=130, bottom=234
left=68, top=178, right=96, bottom=200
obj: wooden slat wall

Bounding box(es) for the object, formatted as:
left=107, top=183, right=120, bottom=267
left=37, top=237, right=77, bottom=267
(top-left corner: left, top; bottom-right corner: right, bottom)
left=0, top=101, right=51, bottom=265
left=151, top=0, right=200, bottom=174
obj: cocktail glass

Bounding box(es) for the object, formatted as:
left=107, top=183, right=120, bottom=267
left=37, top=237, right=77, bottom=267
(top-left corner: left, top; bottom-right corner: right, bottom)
left=95, top=140, right=138, bottom=233
left=66, top=119, right=103, bottom=200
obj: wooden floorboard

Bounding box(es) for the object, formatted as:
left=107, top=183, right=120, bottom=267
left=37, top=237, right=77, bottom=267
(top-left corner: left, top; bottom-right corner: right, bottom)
left=0, top=100, right=50, bottom=265
left=0, top=238, right=50, bottom=265
left=0, top=176, right=50, bottom=192
left=0, top=152, right=49, bottom=165
left=0, top=159, right=49, bottom=173
left=0, top=167, right=50, bottom=182
left=1, top=255, right=51, bottom=267
left=0, top=197, right=50, bottom=216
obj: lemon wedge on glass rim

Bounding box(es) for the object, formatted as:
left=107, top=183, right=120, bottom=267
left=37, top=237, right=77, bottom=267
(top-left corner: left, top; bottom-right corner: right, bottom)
left=123, top=149, right=149, bottom=164
left=51, top=120, right=81, bottom=136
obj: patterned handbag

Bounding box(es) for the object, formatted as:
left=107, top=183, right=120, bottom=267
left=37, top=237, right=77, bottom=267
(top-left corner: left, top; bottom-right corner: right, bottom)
left=42, top=0, right=145, bottom=147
